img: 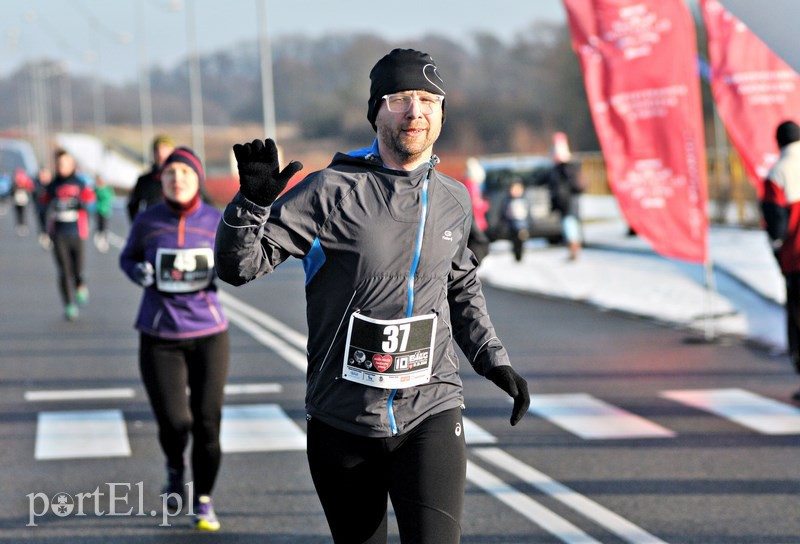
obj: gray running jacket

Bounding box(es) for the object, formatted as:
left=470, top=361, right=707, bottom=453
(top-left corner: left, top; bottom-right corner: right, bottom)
left=215, top=148, right=512, bottom=438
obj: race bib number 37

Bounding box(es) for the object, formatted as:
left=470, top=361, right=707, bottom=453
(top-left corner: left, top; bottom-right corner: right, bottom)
left=342, top=312, right=437, bottom=389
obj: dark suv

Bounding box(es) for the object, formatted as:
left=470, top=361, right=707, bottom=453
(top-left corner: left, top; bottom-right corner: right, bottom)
left=477, top=154, right=563, bottom=244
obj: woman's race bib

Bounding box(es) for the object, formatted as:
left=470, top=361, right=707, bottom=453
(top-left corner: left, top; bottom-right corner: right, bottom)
left=155, top=247, right=214, bottom=293
left=342, top=312, right=437, bottom=389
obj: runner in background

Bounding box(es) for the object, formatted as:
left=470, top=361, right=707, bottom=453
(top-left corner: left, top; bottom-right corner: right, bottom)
left=41, top=149, right=95, bottom=321
left=119, top=147, right=229, bottom=531
left=127, top=134, right=175, bottom=222
left=92, top=176, right=114, bottom=253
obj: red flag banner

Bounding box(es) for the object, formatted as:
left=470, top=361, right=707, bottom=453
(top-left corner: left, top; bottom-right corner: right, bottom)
left=563, top=0, right=709, bottom=263
left=701, top=0, right=800, bottom=198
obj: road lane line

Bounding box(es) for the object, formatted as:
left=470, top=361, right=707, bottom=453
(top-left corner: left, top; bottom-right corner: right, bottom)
left=25, top=388, right=136, bottom=401
left=462, top=416, right=498, bottom=444
left=219, top=291, right=666, bottom=539
left=220, top=403, right=306, bottom=453
left=528, top=393, right=676, bottom=439
left=35, top=410, right=132, bottom=460
left=224, top=383, right=283, bottom=395
left=223, top=304, right=308, bottom=372
left=467, top=460, right=601, bottom=543
left=473, top=447, right=668, bottom=544
left=661, top=388, right=800, bottom=435
left=219, top=290, right=308, bottom=351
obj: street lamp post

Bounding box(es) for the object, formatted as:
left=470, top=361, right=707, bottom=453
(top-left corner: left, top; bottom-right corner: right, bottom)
left=257, top=0, right=276, bottom=140
left=185, top=0, right=205, bottom=162
left=137, top=0, right=154, bottom=165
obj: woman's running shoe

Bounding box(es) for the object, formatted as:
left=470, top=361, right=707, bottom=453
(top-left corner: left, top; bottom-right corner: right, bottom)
left=75, top=285, right=89, bottom=305
left=64, top=304, right=79, bottom=321
left=193, top=495, right=220, bottom=531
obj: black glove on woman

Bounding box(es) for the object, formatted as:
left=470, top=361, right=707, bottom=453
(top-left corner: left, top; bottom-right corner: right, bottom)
left=486, top=366, right=530, bottom=426
left=233, top=139, right=303, bottom=207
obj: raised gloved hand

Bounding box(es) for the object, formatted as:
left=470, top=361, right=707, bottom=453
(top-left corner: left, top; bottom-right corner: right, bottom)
left=486, top=366, right=530, bottom=426
left=233, top=139, right=303, bottom=207
left=134, top=262, right=154, bottom=287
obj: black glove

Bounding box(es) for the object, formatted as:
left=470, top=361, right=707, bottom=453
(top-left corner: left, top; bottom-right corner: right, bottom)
left=133, top=262, right=154, bottom=287
left=486, top=366, right=530, bottom=426
left=233, top=138, right=303, bottom=207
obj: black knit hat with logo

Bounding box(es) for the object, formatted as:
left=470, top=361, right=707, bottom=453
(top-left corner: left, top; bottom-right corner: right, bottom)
left=367, top=48, right=446, bottom=131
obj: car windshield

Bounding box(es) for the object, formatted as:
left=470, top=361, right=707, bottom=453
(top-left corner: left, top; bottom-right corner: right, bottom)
left=480, top=156, right=553, bottom=194
left=0, top=149, right=27, bottom=175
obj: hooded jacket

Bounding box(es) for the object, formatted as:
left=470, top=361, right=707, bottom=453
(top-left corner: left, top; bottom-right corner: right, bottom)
left=215, top=145, right=511, bottom=438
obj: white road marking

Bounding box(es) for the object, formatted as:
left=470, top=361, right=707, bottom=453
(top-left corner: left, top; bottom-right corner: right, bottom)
left=467, top=460, right=601, bottom=544
left=219, top=290, right=308, bottom=351
left=528, top=393, right=676, bottom=439
left=462, top=416, right=498, bottom=444
left=25, top=388, right=136, bottom=402
left=473, top=447, right=669, bottom=544
left=223, top=303, right=308, bottom=372
left=219, top=291, right=669, bottom=540
left=35, top=410, right=131, bottom=460
left=661, top=388, right=800, bottom=435
left=224, top=383, right=283, bottom=395
left=220, top=403, right=306, bottom=452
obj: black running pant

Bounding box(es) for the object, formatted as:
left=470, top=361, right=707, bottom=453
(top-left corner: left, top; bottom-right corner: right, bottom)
left=786, top=273, right=800, bottom=372
left=51, top=234, right=84, bottom=305
left=307, top=407, right=467, bottom=544
left=139, top=331, right=230, bottom=496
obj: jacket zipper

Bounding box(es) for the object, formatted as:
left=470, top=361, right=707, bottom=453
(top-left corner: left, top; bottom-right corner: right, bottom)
left=388, top=166, right=432, bottom=435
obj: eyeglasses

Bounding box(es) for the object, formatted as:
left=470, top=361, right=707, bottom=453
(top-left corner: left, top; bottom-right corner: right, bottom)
left=382, top=92, right=444, bottom=114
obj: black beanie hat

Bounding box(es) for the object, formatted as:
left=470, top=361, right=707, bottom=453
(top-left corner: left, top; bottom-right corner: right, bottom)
left=162, top=147, right=204, bottom=185
left=777, top=120, right=800, bottom=148
left=367, top=48, right=446, bottom=131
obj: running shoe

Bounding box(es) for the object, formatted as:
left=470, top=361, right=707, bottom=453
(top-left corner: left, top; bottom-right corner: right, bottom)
left=162, top=466, right=184, bottom=510
left=193, top=495, right=220, bottom=531
left=75, top=285, right=89, bottom=305
left=64, top=304, right=79, bottom=321
left=94, top=233, right=109, bottom=253
left=38, top=233, right=52, bottom=250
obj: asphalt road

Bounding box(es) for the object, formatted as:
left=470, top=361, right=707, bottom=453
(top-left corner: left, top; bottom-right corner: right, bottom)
left=2, top=208, right=799, bottom=543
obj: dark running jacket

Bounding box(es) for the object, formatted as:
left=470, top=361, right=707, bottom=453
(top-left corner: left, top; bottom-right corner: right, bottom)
left=762, top=140, right=800, bottom=275
left=215, top=145, right=513, bottom=438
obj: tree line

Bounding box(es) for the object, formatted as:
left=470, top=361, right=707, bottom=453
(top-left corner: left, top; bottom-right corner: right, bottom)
left=0, top=17, right=722, bottom=160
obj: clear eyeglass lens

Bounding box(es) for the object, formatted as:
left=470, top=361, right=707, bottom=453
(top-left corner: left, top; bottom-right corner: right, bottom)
left=384, top=93, right=442, bottom=114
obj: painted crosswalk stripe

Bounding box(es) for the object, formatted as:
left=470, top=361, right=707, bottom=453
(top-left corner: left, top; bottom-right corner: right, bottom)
left=25, top=388, right=136, bottom=402
left=528, top=393, right=676, bottom=439
left=35, top=410, right=132, bottom=460
left=661, top=388, right=800, bottom=435
left=224, top=383, right=283, bottom=396
left=463, top=416, right=498, bottom=445
left=220, top=403, right=306, bottom=453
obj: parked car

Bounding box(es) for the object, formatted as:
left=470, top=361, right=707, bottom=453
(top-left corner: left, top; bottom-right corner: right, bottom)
left=0, top=138, right=39, bottom=197
left=474, top=154, right=563, bottom=244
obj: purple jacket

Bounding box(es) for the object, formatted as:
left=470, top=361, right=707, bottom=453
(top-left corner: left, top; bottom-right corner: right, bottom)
left=120, top=201, right=227, bottom=339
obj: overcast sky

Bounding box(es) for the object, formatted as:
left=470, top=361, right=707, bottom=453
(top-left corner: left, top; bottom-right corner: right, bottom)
left=0, top=1, right=797, bottom=86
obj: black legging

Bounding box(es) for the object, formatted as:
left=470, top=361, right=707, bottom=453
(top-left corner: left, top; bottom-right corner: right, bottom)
left=786, top=273, right=800, bottom=373
left=139, top=330, right=230, bottom=496
left=307, top=407, right=467, bottom=544
left=51, top=234, right=84, bottom=305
